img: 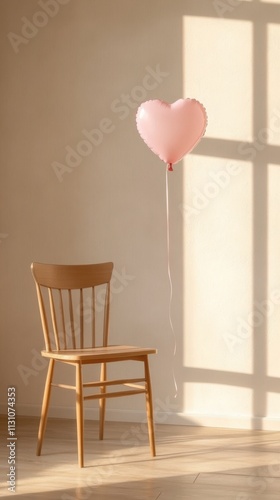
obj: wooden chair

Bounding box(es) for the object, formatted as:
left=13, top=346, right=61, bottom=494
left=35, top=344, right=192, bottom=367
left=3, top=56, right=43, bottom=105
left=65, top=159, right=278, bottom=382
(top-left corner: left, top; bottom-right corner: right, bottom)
left=31, top=262, right=157, bottom=467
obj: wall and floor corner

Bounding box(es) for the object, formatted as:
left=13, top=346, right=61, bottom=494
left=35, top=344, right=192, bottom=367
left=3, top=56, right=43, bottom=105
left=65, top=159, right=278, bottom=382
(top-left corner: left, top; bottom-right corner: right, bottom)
left=1, top=0, right=280, bottom=431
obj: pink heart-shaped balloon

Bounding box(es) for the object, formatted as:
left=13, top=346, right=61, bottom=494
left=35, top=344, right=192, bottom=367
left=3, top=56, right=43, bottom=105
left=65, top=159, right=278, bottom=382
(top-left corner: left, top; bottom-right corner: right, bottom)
left=136, top=99, right=207, bottom=169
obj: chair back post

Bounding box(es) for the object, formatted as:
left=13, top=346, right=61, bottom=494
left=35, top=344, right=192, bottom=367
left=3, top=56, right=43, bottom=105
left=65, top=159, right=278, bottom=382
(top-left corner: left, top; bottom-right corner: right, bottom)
left=91, top=287, right=96, bottom=347
left=48, top=288, right=61, bottom=350
left=79, top=288, right=84, bottom=349
left=35, top=282, right=52, bottom=352
left=103, top=281, right=111, bottom=347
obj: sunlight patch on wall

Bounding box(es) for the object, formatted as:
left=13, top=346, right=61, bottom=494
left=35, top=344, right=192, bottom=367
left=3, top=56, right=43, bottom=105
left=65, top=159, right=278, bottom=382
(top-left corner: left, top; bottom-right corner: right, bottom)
left=267, top=392, right=280, bottom=420
left=182, top=154, right=253, bottom=374
left=184, top=383, right=252, bottom=418
left=267, top=163, right=280, bottom=378
left=267, top=24, right=280, bottom=146
left=183, top=16, right=252, bottom=142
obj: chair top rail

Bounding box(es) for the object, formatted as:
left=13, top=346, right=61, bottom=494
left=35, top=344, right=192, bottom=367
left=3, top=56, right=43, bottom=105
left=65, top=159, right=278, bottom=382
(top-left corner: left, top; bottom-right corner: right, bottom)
left=31, top=262, right=113, bottom=289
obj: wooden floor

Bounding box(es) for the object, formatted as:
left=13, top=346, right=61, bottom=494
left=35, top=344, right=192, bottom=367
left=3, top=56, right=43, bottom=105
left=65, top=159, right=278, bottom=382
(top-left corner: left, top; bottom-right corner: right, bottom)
left=1, top=415, right=280, bottom=499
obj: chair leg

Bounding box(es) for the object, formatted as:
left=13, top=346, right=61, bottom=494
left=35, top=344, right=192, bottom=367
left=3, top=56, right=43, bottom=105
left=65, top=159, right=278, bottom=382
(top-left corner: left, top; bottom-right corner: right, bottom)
left=144, top=356, right=156, bottom=457
left=76, top=362, right=84, bottom=468
left=36, top=358, right=55, bottom=456
left=99, top=362, right=106, bottom=440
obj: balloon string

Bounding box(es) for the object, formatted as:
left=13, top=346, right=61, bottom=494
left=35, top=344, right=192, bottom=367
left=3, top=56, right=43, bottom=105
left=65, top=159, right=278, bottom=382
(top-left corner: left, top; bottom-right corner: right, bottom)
left=165, top=166, right=178, bottom=398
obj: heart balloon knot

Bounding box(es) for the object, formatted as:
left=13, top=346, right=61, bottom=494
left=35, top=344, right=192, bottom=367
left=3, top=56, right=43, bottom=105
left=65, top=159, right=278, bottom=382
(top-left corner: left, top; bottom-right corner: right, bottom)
left=167, top=163, right=173, bottom=172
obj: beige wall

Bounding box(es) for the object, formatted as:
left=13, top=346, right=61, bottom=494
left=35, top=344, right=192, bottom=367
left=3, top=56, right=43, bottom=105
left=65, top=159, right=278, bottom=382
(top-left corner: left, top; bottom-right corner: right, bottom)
left=1, top=0, right=280, bottom=430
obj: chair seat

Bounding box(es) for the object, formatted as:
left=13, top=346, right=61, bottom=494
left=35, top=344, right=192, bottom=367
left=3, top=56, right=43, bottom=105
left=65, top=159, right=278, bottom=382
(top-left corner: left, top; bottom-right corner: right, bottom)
left=41, top=345, right=157, bottom=362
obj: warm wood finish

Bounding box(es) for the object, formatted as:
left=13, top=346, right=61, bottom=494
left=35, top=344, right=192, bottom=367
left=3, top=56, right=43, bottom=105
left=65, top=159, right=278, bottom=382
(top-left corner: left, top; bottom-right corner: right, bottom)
left=2, top=415, right=280, bottom=499
left=31, top=262, right=157, bottom=467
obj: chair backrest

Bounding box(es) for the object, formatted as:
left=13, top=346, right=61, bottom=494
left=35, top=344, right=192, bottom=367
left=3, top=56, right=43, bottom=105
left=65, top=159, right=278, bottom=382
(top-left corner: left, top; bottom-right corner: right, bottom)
left=31, top=262, right=114, bottom=352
